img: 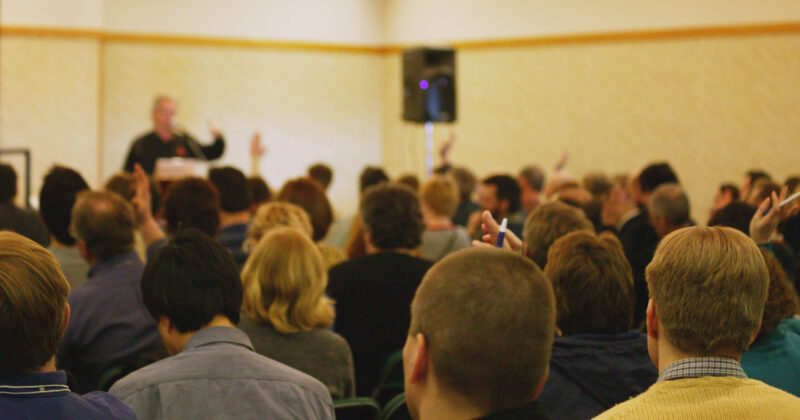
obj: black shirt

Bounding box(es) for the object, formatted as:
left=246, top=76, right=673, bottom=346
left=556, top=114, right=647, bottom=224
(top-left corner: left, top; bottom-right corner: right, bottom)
left=123, top=130, right=225, bottom=174
left=476, top=401, right=551, bottom=420
left=0, top=201, right=50, bottom=246
left=327, top=252, right=432, bottom=396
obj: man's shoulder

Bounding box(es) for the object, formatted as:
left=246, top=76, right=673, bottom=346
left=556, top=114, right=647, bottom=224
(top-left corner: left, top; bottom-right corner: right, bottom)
left=111, top=342, right=329, bottom=400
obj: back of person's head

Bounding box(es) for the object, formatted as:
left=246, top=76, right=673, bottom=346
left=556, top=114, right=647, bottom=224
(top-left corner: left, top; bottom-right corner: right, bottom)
left=40, top=166, right=89, bottom=246
left=307, top=163, right=333, bottom=190
left=748, top=179, right=781, bottom=206
left=420, top=176, right=459, bottom=218
left=0, top=232, right=69, bottom=374
left=523, top=201, right=594, bottom=268
left=757, top=249, right=799, bottom=338
left=406, top=247, right=555, bottom=415
left=638, top=162, right=679, bottom=194
left=746, top=169, right=771, bottom=186
left=647, top=226, right=769, bottom=355
left=247, top=176, right=272, bottom=207
left=141, top=228, right=242, bottom=333
left=360, top=183, right=424, bottom=251
left=241, top=227, right=334, bottom=334
left=784, top=176, right=800, bottom=195
left=70, top=190, right=135, bottom=261
left=482, top=174, right=522, bottom=214
left=208, top=166, right=251, bottom=213
left=519, top=165, right=546, bottom=193
left=648, top=183, right=690, bottom=229
left=104, top=172, right=136, bottom=201
left=277, top=177, right=333, bottom=242
left=0, top=163, right=17, bottom=203
left=162, top=177, right=221, bottom=236
left=708, top=201, right=757, bottom=235
left=449, top=166, right=476, bottom=203
left=582, top=172, right=614, bottom=198
left=359, top=166, right=389, bottom=193
left=397, top=174, right=420, bottom=192
left=545, top=231, right=634, bottom=336
left=245, top=202, right=313, bottom=252
left=719, top=183, right=740, bottom=201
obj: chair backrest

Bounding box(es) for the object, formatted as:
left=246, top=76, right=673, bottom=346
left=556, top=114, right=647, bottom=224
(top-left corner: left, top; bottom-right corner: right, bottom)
left=372, top=350, right=405, bottom=406
left=334, top=397, right=381, bottom=420
left=381, top=393, right=413, bottom=420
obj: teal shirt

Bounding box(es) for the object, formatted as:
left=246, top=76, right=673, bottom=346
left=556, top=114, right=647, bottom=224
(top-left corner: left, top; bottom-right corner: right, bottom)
left=741, top=317, right=800, bottom=397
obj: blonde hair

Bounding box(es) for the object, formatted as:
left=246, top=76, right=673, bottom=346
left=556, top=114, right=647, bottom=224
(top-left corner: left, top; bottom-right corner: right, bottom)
left=245, top=202, right=313, bottom=252
left=421, top=176, right=459, bottom=217
left=241, top=227, right=334, bottom=333
left=0, top=232, right=69, bottom=373
left=647, top=226, right=769, bottom=355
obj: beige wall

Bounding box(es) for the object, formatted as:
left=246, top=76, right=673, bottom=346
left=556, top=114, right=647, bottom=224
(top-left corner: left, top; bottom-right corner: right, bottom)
left=0, top=35, right=100, bottom=204
left=382, top=33, right=800, bottom=223
left=102, top=41, right=384, bottom=216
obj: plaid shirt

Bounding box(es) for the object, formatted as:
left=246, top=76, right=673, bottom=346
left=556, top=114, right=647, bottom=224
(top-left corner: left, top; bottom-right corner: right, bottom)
left=658, top=357, right=748, bottom=382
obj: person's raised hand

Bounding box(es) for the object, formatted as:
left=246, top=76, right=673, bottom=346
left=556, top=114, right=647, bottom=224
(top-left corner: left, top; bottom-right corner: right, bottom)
left=439, top=133, right=455, bottom=164
left=207, top=119, right=222, bottom=138
left=750, top=186, right=800, bottom=244
left=131, top=163, right=153, bottom=225
left=470, top=210, right=523, bottom=252
left=250, top=132, right=266, bottom=158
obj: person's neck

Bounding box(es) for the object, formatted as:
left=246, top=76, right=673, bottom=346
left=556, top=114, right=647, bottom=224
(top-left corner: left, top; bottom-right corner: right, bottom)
left=35, top=357, right=58, bottom=374
left=172, top=315, right=236, bottom=355
left=155, top=127, right=172, bottom=142
left=656, top=339, right=742, bottom=373
left=424, top=214, right=453, bottom=230
left=49, top=237, right=74, bottom=249
left=219, top=211, right=250, bottom=228
left=417, top=389, right=486, bottom=420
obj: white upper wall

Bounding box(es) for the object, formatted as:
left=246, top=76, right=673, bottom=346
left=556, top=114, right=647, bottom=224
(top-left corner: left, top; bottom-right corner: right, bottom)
left=4, top=0, right=800, bottom=44
left=103, top=0, right=386, bottom=45
left=385, top=0, right=800, bottom=44
left=1, top=0, right=104, bottom=28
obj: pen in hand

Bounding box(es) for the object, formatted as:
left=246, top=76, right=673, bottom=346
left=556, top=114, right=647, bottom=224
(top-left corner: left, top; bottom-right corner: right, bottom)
left=496, top=218, right=508, bottom=247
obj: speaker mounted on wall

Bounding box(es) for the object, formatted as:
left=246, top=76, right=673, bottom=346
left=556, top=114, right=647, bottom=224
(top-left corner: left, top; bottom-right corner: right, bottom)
left=402, top=47, right=456, bottom=123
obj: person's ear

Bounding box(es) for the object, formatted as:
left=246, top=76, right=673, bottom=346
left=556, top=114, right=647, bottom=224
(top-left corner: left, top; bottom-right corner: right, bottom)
left=61, top=304, right=71, bottom=337
left=157, top=316, right=174, bottom=333
left=646, top=299, right=658, bottom=340
left=407, top=333, right=430, bottom=385
left=76, top=239, right=90, bottom=261
left=530, top=364, right=549, bottom=400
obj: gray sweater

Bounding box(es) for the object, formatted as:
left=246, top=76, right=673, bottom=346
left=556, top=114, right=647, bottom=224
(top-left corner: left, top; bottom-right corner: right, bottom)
left=238, top=316, right=355, bottom=399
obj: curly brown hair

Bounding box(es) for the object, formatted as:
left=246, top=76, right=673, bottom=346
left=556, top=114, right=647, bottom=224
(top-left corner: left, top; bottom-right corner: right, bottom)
left=758, top=249, right=800, bottom=337
left=360, top=183, right=424, bottom=251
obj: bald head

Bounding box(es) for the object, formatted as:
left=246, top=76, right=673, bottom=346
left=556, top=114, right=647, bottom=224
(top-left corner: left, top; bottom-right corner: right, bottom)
left=70, top=191, right=135, bottom=261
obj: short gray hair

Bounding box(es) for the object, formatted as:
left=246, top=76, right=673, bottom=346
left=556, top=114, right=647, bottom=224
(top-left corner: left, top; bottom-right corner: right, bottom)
left=649, top=183, right=690, bottom=227
left=519, top=165, right=545, bottom=192
left=152, top=95, right=175, bottom=112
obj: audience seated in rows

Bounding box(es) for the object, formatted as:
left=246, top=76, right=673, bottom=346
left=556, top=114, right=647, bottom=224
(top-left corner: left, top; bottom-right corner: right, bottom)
left=595, top=226, right=800, bottom=419
left=58, top=191, right=162, bottom=392
left=0, top=163, right=50, bottom=246
left=110, top=229, right=334, bottom=420
left=741, top=249, right=800, bottom=397
left=418, top=176, right=471, bottom=261
left=708, top=183, right=739, bottom=220
left=39, top=165, right=90, bottom=288
left=239, top=227, right=355, bottom=399
left=0, top=232, right=137, bottom=419
left=397, top=173, right=420, bottom=191
left=209, top=166, right=252, bottom=268
left=328, top=183, right=432, bottom=396
left=537, top=231, right=657, bottom=419
left=404, top=247, right=555, bottom=420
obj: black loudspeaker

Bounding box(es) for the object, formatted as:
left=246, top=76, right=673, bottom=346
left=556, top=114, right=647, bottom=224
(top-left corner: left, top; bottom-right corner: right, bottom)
left=402, top=48, right=456, bottom=123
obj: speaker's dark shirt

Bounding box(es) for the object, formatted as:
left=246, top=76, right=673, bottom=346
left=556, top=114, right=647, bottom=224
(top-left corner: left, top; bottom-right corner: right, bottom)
left=123, top=131, right=225, bottom=174
left=327, top=252, right=432, bottom=396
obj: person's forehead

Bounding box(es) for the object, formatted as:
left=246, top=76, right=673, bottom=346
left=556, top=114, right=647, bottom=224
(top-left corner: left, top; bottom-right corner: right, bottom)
left=156, top=99, right=177, bottom=111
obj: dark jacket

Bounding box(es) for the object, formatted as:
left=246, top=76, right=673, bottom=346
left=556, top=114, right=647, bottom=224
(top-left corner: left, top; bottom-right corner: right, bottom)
left=538, top=332, right=657, bottom=420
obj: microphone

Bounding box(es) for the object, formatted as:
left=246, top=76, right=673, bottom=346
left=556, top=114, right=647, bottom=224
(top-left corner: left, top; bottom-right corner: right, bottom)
left=171, top=122, right=207, bottom=161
